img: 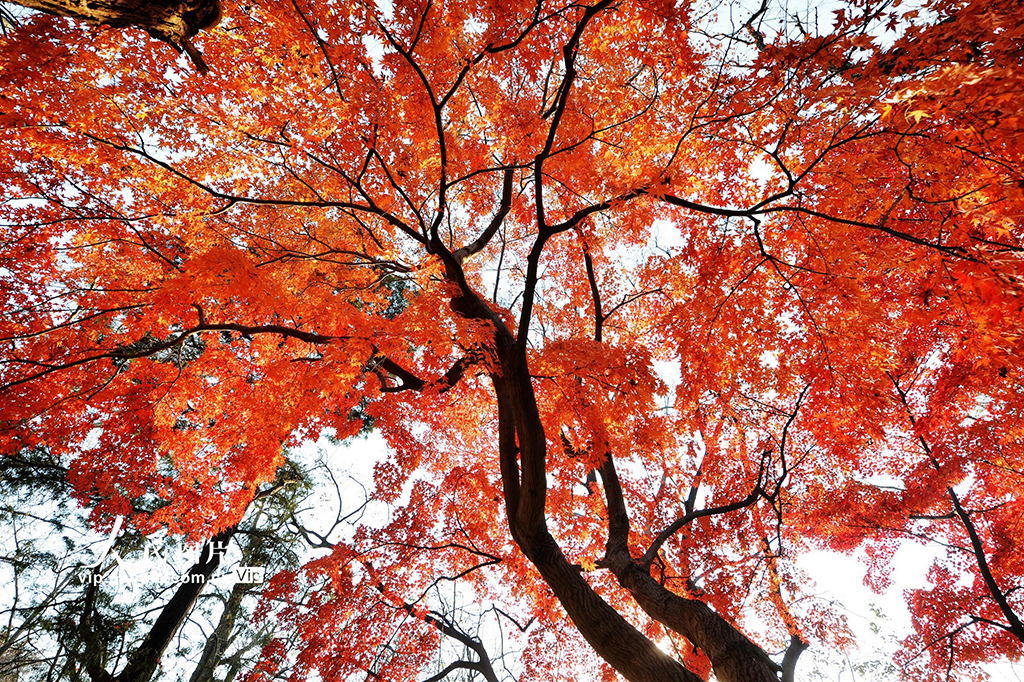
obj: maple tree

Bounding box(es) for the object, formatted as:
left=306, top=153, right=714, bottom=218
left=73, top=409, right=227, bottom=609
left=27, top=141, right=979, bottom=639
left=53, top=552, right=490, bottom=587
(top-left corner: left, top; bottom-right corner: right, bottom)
left=0, top=0, right=1022, bottom=680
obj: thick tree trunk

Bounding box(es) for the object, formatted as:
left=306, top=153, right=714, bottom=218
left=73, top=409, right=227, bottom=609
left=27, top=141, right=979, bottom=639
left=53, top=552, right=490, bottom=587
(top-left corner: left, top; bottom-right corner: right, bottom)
left=492, top=363, right=702, bottom=682
left=518, top=526, right=704, bottom=682
left=9, top=0, right=220, bottom=43
left=600, top=458, right=781, bottom=682
left=111, top=526, right=236, bottom=682
left=434, top=239, right=780, bottom=682
left=608, top=557, right=781, bottom=682
left=493, top=343, right=782, bottom=682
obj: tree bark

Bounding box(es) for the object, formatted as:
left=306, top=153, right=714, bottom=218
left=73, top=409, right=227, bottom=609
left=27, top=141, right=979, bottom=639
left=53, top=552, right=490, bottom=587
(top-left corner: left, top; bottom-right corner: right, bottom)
left=599, top=457, right=781, bottom=682
left=491, top=361, right=703, bottom=682
left=608, top=558, right=781, bottom=682
left=494, top=359, right=780, bottom=682
left=9, top=0, right=221, bottom=43
left=186, top=580, right=246, bottom=682
left=111, top=526, right=236, bottom=682
left=422, top=232, right=783, bottom=682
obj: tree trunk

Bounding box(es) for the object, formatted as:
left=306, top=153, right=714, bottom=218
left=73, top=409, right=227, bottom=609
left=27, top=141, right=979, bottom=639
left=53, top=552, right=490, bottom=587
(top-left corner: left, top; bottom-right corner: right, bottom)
left=517, top=525, right=705, bottom=682
left=608, top=558, right=781, bottom=682
left=94, top=526, right=236, bottom=682
left=432, top=241, right=778, bottom=682
left=187, top=581, right=247, bottom=682
left=9, top=0, right=220, bottom=43
left=599, top=457, right=781, bottom=682
left=492, top=365, right=703, bottom=682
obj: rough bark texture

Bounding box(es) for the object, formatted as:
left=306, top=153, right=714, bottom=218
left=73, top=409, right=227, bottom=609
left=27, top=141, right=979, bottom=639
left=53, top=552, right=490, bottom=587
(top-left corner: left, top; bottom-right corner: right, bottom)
left=10, top=0, right=220, bottom=42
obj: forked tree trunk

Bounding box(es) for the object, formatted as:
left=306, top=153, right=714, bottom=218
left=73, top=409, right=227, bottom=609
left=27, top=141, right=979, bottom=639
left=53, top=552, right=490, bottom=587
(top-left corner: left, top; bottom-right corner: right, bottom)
left=432, top=240, right=784, bottom=682
left=9, top=0, right=221, bottom=43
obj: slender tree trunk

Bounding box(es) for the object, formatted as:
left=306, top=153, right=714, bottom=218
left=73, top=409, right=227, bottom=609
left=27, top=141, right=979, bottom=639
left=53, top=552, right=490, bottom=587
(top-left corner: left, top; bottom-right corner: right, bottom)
left=79, top=527, right=236, bottom=682
left=516, top=524, right=704, bottom=682
left=187, top=581, right=247, bottom=682
left=8, top=0, right=220, bottom=42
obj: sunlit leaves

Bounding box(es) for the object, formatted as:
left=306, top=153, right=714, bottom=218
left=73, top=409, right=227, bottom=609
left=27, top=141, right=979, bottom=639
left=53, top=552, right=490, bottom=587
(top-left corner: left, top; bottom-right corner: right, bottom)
left=1, top=0, right=1023, bottom=678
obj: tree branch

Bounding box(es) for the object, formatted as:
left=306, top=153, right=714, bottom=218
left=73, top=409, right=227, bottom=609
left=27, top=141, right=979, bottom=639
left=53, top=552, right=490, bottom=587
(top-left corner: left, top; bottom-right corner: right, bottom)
left=452, top=167, right=515, bottom=263
left=374, top=355, right=472, bottom=394
left=2, top=321, right=338, bottom=391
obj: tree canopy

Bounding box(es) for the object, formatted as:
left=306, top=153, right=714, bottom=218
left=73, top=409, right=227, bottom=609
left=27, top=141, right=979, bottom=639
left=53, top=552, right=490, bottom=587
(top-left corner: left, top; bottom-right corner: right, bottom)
left=1, top=0, right=1022, bottom=680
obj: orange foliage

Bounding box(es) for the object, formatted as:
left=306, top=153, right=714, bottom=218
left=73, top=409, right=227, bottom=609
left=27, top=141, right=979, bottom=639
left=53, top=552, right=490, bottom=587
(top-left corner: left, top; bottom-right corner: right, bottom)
left=1, top=0, right=1022, bottom=679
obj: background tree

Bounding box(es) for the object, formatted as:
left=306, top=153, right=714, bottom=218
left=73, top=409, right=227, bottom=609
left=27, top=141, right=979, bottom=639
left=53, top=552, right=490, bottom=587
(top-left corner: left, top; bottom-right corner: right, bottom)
left=1, top=0, right=1022, bottom=680
left=0, top=451, right=308, bottom=682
